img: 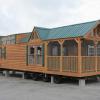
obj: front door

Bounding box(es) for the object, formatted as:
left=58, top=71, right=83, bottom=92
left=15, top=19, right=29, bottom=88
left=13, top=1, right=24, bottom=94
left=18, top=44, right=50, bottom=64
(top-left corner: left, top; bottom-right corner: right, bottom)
left=28, top=45, right=42, bottom=65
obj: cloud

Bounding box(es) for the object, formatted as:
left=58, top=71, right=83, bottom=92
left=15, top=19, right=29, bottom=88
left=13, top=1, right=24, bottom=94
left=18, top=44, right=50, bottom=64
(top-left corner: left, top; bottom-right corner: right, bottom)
left=0, top=0, right=100, bottom=36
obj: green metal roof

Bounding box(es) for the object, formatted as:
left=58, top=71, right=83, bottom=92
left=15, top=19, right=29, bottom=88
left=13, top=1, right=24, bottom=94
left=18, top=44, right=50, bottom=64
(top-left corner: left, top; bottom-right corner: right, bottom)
left=47, top=21, right=97, bottom=39
left=20, top=20, right=98, bottom=42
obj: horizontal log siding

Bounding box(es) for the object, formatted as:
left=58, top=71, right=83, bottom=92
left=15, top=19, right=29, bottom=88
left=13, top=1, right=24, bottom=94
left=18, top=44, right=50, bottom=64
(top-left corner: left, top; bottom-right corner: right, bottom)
left=2, top=44, right=26, bottom=68
left=1, top=44, right=44, bottom=72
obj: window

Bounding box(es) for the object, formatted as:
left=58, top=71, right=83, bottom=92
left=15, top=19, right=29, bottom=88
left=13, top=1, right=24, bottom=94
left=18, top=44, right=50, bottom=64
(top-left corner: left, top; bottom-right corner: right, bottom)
left=30, top=47, right=34, bottom=54
left=88, top=45, right=100, bottom=56
left=88, top=45, right=95, bottom=56
left=97, top=45, right=100, bottom=56
left=2, top=47, right=6, bottom=59
left=0, top=48, right=2, bottom=58
left=2, top=37, right=7, bottom=45
left=1, top=36, right=15, bottom=45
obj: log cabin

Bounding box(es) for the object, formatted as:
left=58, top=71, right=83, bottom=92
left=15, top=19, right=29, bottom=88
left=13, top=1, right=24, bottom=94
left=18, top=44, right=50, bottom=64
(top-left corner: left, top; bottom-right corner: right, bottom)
left=0, top=20, right=100, bottom=84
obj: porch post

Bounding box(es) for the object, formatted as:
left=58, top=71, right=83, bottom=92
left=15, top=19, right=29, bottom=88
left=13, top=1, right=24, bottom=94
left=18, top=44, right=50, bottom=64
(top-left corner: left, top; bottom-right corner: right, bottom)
left=44, top=42, right=48, bottom=70
left=94, top=41, right=98, bottom=72
left=75, top=38, right=82, bottom=75
left=78, top=39, right=82, bottom=75
left=34, top=46, right=37, bottom=65
left=59, top=40, right=64, bottom=72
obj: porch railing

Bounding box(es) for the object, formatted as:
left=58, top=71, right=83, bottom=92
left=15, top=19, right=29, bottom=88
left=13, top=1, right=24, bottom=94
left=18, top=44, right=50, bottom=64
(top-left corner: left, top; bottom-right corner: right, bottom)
left=62, top=56, right=78, bottom=72
left=47, top=56, right=60, bottom=71
left=47, top=56, right=78, bottom=72
left=47, top=56, right=100, bottom=73
left=82, top=56, right=95, bottom=72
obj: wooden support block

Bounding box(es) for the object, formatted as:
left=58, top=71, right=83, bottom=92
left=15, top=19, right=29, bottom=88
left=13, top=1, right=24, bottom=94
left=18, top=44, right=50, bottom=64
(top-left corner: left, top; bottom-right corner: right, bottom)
left=4, top=71, right=9, bottom=77
left=22, top=72, right=25, bottom=79
left=51, top=76, right=54, bottom=84
left=97, top=76, right=100, bottom=82
left=79, top=79, right=85, bottom=87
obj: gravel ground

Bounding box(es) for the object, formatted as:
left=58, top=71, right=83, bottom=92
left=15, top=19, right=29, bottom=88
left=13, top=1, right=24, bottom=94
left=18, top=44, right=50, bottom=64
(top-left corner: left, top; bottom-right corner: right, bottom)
left=0, top=76, right=100, bottom=100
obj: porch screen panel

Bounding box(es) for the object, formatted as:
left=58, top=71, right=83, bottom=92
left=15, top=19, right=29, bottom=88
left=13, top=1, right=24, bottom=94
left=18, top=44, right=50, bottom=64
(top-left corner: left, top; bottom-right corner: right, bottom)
left=52, top=46, right=58, bottom=56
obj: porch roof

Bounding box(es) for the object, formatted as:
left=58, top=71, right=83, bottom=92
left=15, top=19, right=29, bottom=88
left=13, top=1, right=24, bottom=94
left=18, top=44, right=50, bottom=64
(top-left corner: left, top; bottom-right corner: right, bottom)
left=20, top=20, right=98, bottom=42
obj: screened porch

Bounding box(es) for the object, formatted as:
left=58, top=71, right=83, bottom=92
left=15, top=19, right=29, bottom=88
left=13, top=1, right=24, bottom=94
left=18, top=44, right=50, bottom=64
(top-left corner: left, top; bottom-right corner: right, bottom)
left=46, top=39, right=100, bottom=73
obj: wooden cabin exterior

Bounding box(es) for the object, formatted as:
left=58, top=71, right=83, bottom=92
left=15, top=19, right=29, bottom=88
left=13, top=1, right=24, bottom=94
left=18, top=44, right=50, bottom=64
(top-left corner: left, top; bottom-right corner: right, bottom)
left=1, top=20, right=100, bottom=82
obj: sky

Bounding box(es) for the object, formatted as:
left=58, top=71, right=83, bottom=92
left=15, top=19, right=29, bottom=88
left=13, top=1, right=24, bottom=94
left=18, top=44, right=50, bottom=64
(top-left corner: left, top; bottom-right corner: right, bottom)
left=0, top=0, right=100, bottom=36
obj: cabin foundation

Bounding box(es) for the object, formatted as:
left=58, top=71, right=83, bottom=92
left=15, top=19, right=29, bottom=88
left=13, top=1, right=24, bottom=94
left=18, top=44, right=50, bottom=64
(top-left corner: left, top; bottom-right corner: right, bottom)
left=79, top=79, right=86, bottom=87
left=11, top=71, right=16, bottom=75
left=4, top=71, right=9, bottom=77
left=51, top=76, right=54, bottom=84
left=22, top=72, right=25, bottom=79
left=97, top=76, right=100, bottom=82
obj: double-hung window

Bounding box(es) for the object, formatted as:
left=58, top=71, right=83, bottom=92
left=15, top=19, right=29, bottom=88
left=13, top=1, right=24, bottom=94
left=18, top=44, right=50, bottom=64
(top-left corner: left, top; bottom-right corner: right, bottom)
left=88, top=45, right=95, bottom=56
left=88, top=45, right=100, bottom=56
